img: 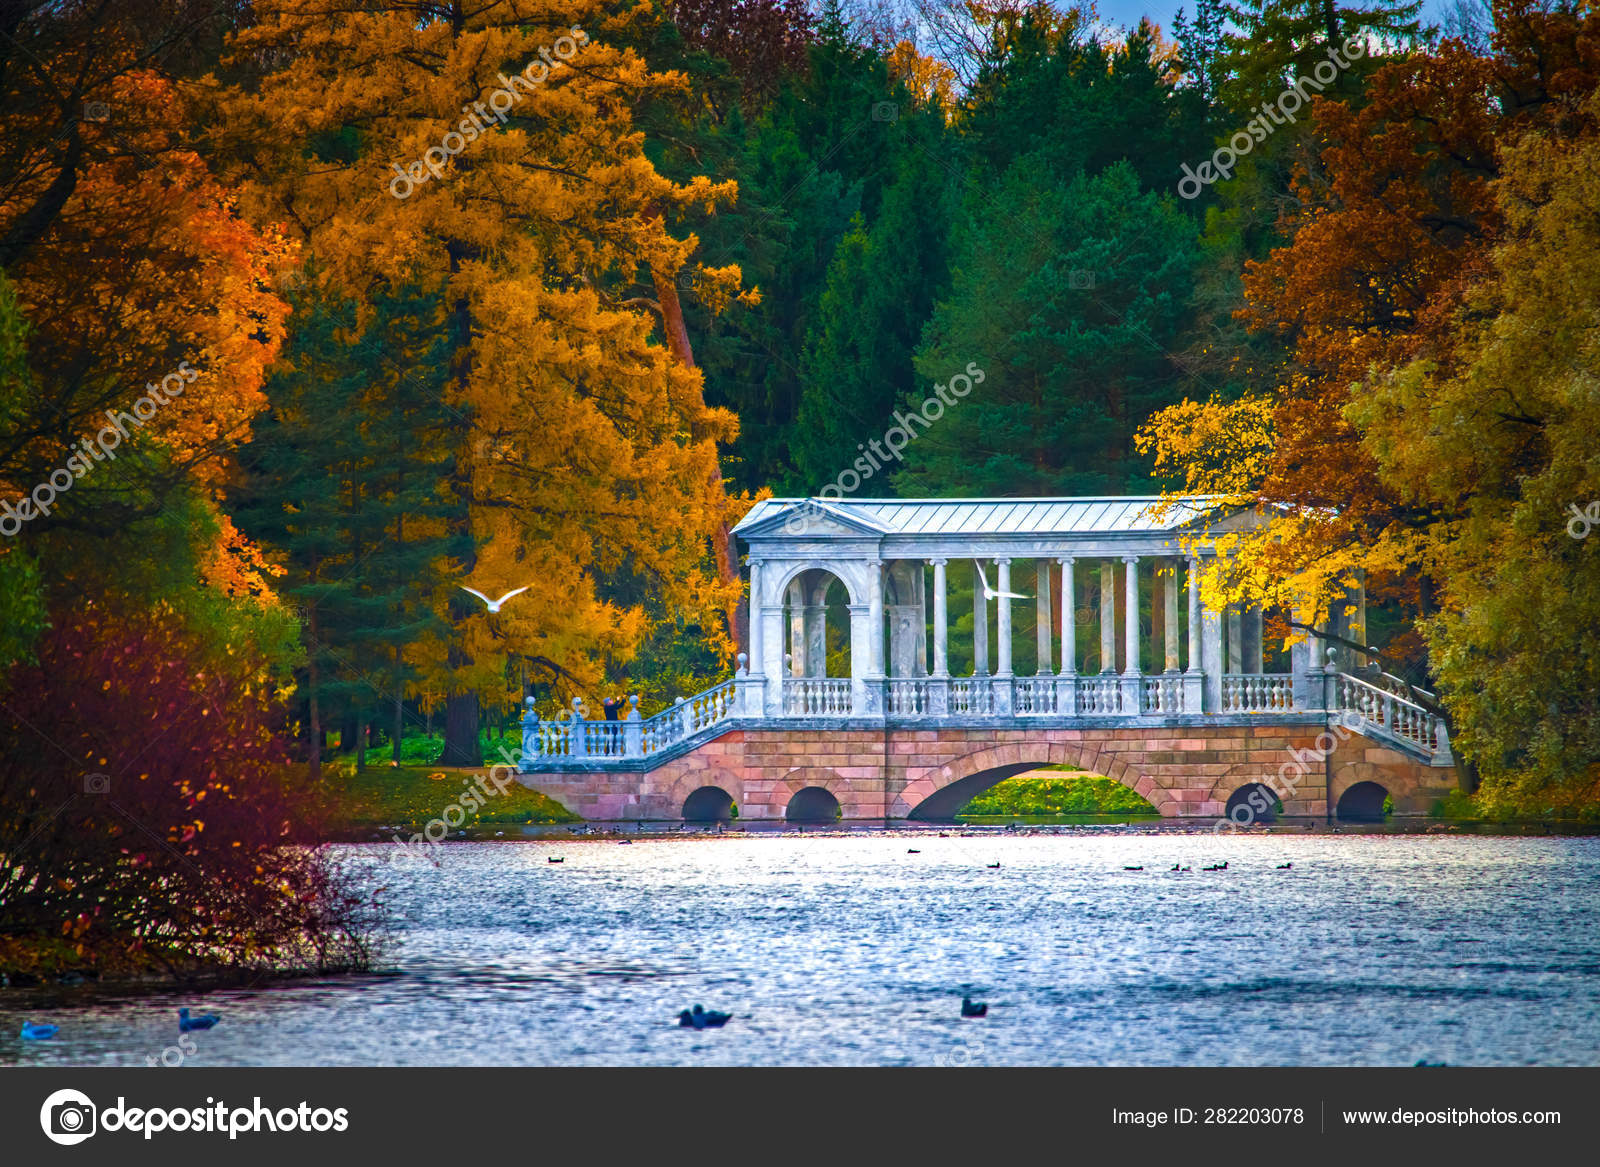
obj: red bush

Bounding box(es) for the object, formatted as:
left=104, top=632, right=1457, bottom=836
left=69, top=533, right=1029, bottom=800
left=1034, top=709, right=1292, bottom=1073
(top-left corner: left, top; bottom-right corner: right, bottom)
left=0, top=602, right=379, bottom=979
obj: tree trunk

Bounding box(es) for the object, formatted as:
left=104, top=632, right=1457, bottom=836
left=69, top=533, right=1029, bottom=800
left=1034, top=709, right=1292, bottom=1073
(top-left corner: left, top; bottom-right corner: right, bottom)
left=339, top=711, right=357, bottom=755
left=305, top=615, right=323, bottom=781
left=649, top=259, right=747, bottom=658
left=392, top=689, right=404, bottom=764
left=355, top=716, right=367, bottom=772
left=440, top=692, right=481, bottom=767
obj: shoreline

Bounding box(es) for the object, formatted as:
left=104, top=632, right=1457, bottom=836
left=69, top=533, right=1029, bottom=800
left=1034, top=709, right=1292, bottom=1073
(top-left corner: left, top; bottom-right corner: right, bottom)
left=328, top=816, right=1600, bottom=843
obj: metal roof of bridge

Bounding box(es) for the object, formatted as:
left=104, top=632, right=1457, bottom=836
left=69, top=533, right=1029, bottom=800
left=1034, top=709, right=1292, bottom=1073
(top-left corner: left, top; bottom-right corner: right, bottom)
left=735, top=496, right=1223, bottom=537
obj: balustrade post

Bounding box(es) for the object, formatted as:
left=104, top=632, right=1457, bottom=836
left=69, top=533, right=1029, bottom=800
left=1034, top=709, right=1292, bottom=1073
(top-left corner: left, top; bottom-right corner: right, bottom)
left=520, top=697, right=540, bottom=762
left=569, top=699, right=587, bottom=757
left=1322, top=648, right=1341, bottom=714
left=623, top=695, right=642, bottom=756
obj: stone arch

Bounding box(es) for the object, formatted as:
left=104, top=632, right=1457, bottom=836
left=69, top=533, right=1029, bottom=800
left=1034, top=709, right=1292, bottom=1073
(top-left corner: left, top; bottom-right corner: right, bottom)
left=768, top=560, right=862, bottom=610
left=1337, top=780, right=1390, bottom=821
left=1222, top=781, right=1281, bottom=825
left=773, top=563, right=856, bottom=681
left=897, top=741, right=1179, bottom=820
left=667, top=769, right=743, bottom=817
left=681, top=786, right=736, bottom=822
left=787, top=786, right=841, bottom=822
left=764, top=766, right=844, bottom=811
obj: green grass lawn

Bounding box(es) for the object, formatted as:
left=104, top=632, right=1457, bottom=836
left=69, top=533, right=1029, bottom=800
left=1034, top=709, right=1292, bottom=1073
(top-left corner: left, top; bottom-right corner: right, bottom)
left=322, top=760, right=578, bottom=834
left=957, top=766, right=1159, bottom=819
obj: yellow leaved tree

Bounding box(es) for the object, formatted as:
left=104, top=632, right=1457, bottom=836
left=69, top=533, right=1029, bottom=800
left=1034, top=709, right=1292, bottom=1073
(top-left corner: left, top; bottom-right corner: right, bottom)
left=213, top=0, right=746, bottom=764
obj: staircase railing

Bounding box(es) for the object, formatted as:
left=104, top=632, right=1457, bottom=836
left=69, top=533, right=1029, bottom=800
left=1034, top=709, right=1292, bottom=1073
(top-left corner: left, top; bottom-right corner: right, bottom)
left=1331, top=671, right=1451, bottom=763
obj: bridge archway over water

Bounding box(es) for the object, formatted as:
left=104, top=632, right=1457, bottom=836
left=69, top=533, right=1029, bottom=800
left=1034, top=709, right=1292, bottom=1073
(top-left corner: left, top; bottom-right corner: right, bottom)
left=787, top=786, right=841, bottom=823
left=1224, top=782, right=1281, bottom=824
left=1337, top=780, right=1390, bottom=821
left=899, top=744, right=1177, bottom=820
left=682, top=786, right=735, bottom=823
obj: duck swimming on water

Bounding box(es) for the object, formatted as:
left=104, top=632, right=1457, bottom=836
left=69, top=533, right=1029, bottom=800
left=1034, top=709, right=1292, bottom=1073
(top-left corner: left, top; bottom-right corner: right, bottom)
left=677, top=1005, right=731, bottom=1029
left=178, top=1008, right=219, bottom=1032
left=960, top=996, right=988, bottom=1018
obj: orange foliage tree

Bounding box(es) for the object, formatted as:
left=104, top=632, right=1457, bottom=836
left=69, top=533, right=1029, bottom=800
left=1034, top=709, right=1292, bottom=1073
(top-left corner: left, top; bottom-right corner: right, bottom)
left=213, top=1, right=746, bottom=762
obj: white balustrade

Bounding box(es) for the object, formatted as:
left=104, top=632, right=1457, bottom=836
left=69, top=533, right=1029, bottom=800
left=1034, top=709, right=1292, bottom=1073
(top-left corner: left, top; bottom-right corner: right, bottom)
left=521, top=659, right=1450, bottom=770
left=1220, top=674, right=1294, bottom=713
left=950, top=678, right=995, bottom=715
left=1335, top=674, right=1443, bottom=756
left=1142, top=676, right=1185, bottom=713
left=887, top=679, right=929, bottom=715
left=783, top=678, right=854, bottom=716
left=1075, top=676, right=1123, bottom=714
left=1013, top=677, right=1058, bottom=715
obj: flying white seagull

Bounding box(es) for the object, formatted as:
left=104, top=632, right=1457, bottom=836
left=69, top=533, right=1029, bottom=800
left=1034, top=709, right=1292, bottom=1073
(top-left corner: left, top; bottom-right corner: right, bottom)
left=974, top=561, right=1028, bottom=601
left=460, top=585, right=531, bottom=613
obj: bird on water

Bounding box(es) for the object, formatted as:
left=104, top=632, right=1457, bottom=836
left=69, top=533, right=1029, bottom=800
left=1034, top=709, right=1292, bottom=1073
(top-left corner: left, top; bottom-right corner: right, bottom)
left=178, top=1008, right=219, bottom=1032
left=678, top=1005, right=731, bottom=1029
left=960, top=996, right=988, bottom=1018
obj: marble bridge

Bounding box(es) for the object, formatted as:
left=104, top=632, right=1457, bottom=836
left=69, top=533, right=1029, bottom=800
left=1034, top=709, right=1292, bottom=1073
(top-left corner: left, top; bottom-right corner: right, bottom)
left=516, top=497, right=1458, bottom=824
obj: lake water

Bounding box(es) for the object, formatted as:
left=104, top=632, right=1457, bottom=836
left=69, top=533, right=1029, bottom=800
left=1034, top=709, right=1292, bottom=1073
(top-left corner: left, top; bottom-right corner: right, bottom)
left=7, top=832, right=1600, bottom=1067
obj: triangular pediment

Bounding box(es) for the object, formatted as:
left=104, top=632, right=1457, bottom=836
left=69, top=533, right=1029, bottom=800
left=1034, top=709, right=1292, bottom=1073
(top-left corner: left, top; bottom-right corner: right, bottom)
left=734, top=498, right=890, bottom=539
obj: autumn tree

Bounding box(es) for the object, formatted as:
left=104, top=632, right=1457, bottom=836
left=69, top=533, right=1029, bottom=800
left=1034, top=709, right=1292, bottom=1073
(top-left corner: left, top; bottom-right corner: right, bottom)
left=1349, top=86, right=1600, bottom=811
left=216, top=2, right=744, bottom=764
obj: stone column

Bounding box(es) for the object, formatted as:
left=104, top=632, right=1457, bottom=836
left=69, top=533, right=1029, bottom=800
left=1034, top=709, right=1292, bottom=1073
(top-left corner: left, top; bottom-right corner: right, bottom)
left=929, top=558, right=950, bottom=716
left=1035, top=560, right=1053, bottom=675
left=743, top=559, right=767, bottom=718
left=930, top=558, right=949, bottom=677
left=1163, top=559, right=1180, bottom=672
left=868, top=560, right=886, bottom=679
left=1121, top=555, right=1141, bottom=710
left=1183, top=557, right=1204, bottom=711
left=1058, top=557, right=1076, bottom=676
left=787, top=577, right=806, bottom=676
left=848, top=602, right=874, bottom=715
left=1226, top=605, right=1243, bottom=675
left=995, top=557, right=1013, bottom=678
left=1099, top=560, right=1117, bottom=673
left=1290, top=598, right=1324, bottom=710
left=1122, top=556, right=1141, bottom=676
left=1202, top=602, right=1224, bottom=712
left=972, top=560, right=989, bottom=676
left=803, top=587, right=828, bottom=679
left=747, top=559, right=764, bottom=675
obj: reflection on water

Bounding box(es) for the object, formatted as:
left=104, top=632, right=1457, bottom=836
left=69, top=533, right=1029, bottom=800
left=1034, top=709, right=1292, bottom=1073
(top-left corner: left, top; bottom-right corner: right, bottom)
left=5, top=833, right=1600, bottom=1066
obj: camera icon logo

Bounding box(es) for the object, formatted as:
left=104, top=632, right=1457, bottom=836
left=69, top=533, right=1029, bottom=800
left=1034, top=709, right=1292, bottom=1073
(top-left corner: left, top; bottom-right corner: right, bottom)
left=1068, top=269, right=1095, bottom=290
left=40, top=1088, right=97, bottom=1146
left=870, top=101, right=899, bottom=123
left=84, top=772, right=110, bottom=795
left=83, top=101, right=110, bottom=123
